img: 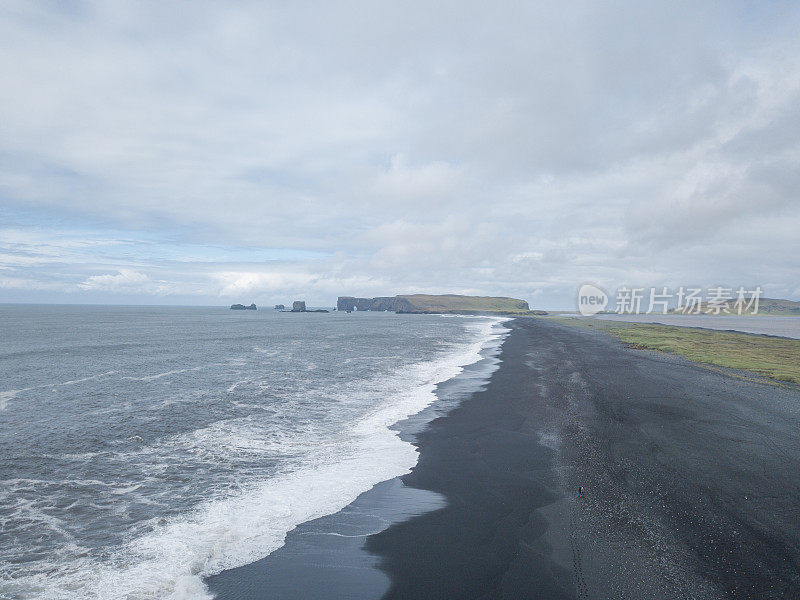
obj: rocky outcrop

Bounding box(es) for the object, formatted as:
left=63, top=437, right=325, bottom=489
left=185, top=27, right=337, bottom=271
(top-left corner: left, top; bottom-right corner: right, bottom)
left=282, top=300, right=329, bottom=313
left=274, top=304, right=285, bottom=310
left=231, top=303, right=257, bottom=310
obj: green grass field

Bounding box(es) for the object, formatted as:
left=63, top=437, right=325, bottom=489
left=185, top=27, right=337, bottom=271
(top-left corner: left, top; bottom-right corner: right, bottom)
left=553, top=318, right=800, bottom=385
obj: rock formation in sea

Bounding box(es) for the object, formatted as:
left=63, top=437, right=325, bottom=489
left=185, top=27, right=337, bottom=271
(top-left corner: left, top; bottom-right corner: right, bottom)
left=287, top=300, right=329, bottom=313
left=274, top=304, right=285, bottom=310
left=230, top=303, right=257, bottom=310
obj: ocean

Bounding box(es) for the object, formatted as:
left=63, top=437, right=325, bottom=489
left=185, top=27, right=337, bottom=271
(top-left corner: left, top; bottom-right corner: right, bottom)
left=0, top=305, right=508, bottom=599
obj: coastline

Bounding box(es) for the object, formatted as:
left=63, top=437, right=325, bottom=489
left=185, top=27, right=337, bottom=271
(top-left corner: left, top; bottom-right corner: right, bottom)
left=205, top=316, right=510, bottom=599
left=369, top=318, right=800, bottom=599
left=365, top=317, right=574, bottom=599
left=210, top=317, right=800, bottom=599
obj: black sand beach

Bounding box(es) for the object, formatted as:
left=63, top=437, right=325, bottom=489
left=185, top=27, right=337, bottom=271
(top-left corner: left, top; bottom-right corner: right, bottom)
left=210, top=318, right=800, bottom=599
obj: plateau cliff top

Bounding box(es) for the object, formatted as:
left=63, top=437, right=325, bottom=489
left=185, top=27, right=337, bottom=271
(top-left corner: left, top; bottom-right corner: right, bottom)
left=337, top=294, right=532, bottom=315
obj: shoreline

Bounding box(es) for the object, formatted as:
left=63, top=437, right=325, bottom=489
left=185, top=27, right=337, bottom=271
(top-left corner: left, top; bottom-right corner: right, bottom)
left=369, top=318, right=800, bottom=598
left=210, top=317, right=800, bottom=599
left=365, top=318, right=574, bottom=599
left=205, top=316, right=510, bottom=599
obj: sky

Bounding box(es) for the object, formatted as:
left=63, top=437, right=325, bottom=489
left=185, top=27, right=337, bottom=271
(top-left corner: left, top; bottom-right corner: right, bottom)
left=1, top=1, right=799, bottom=309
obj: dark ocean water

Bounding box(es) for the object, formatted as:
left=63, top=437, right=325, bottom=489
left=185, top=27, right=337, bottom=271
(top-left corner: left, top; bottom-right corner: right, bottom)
left=0, top=305, right=508, bottom=599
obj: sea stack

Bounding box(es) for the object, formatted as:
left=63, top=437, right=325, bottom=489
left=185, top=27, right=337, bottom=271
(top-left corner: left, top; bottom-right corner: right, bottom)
left=291, top=301, right=306, bottom=312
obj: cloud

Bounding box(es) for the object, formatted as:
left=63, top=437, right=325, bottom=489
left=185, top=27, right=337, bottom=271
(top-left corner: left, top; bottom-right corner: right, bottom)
left=79, top=269, right=151, bottom=291
left=368, top=155, right=464, bottom=204
left=0, top=1, right=799, bottom=307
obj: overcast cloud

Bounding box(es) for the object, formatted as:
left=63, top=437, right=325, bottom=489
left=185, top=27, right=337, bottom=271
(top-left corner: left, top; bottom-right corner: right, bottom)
left=1, top=1, right=799, bottom=308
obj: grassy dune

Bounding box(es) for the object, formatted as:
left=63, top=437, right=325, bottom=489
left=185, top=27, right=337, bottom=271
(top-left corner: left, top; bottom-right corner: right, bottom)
left=554, top=318, right=800, bottom=385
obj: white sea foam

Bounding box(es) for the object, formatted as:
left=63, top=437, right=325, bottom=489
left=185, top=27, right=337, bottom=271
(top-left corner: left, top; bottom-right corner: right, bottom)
left=0, top=371, right=118, bottom=411
left=226, top=379, right=248, bottom=393
left=5, top=317, right=509, bottom=600
left=121, top=367, right=205, bottom=382
left=252, top=346, right=279, bottom=356
left=0, top=389, right=20, bottom=411
left=59, top=371, right=118, bottom=386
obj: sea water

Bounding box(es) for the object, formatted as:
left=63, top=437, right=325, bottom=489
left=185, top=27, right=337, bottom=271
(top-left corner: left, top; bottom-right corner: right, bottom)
left=0, top=305, right=508, bottom=599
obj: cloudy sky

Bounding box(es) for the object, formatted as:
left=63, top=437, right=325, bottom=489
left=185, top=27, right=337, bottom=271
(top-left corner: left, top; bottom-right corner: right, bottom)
left=1, top=1, right=799, bottom=308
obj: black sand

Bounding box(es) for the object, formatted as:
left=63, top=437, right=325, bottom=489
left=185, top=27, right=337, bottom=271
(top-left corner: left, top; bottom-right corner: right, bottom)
left=211, top=318, right=800, bottom=599
left=368, top=318, right=800, bottom=599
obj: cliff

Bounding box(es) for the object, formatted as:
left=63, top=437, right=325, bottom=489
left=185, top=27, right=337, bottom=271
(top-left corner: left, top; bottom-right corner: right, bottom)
left=336, top=294, right=531, bottom=315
